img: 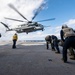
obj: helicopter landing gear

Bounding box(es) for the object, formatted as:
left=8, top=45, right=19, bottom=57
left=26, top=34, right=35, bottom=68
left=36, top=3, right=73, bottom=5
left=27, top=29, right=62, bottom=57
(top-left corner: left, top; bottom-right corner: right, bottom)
left=26, top=32, right=28, bottom=34
left=42, top=29, right=44, bottom=31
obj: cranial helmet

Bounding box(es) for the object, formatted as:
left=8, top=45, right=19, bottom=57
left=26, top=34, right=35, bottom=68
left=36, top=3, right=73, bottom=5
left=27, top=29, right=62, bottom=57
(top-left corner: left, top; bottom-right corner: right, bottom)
left=62, top=24, right=68, bottom=29
left=15, top=33, right=17, bottom=35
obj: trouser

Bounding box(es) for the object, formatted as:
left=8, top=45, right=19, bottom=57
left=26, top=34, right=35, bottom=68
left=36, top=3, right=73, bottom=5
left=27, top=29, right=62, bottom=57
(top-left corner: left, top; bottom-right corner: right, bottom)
left=51, top=42, right=55, bottom=50
left=63, top=36, right=75, bottom=62
left=54, top=40, right=60, bottom=52
left=46, top=42, right=49, bottom=49
left=60, top=40, right=75, bottom=57
left=46, top=41, right=51, bottom=49
left=12, top=40, right=17, bottom=48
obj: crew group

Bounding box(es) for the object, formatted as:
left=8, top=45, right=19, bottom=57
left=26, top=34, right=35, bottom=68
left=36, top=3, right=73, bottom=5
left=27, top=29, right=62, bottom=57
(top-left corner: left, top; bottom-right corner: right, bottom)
left=45, top=25, right=75, bottom=63
left=12, top=24, right=75, bottom=63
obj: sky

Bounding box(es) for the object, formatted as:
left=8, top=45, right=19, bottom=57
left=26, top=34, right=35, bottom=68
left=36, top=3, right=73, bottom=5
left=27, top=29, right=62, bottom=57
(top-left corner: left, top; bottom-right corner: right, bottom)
left=0, top=0, right=75, bottom=41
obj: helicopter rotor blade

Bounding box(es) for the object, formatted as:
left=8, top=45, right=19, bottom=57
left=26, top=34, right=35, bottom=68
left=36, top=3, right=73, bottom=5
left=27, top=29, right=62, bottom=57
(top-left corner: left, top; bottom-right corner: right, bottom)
left=8, top=4, right=29, bottom=21
left=44, top=26, right=51, bottom=27
left=32, top=3, right=45, bottom=20
left=5, top=17, right=26, bottom=22
left=0, top=22, right=10, bottom=29
left=37, top=18, right=55, bottom=22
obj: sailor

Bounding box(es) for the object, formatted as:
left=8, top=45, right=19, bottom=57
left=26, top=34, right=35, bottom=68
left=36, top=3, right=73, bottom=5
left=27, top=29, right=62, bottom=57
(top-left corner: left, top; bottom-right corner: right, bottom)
left=60, top=25, right=75, bottom=62
left=12, top=33, right=18, bottom=49
left=51, top=35, right=60, bottom=53
left=45, top=35, right=51, bottom=49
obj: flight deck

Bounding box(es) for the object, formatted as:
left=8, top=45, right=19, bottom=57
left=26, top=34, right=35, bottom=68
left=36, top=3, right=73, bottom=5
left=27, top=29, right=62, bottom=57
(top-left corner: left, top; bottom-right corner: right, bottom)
left=0, top=41, right=75, bottom=75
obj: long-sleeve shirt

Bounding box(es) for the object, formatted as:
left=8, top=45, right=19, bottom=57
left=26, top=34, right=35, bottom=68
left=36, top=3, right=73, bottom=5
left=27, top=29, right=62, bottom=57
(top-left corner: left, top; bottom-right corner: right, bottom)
left=60, top=30, right=65, bottom=42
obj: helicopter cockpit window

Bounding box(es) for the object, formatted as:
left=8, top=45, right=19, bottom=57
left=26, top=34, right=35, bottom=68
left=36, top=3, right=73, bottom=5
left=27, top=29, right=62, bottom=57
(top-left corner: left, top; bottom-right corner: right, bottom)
left=35, top=25, right=38, bottom=26
left=34, top=22, right=38, bottom=26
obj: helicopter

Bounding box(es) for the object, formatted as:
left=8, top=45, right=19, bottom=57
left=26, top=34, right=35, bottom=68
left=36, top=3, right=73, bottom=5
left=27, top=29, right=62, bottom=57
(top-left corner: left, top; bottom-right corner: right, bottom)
left=0, top=3, right=55, bottom=34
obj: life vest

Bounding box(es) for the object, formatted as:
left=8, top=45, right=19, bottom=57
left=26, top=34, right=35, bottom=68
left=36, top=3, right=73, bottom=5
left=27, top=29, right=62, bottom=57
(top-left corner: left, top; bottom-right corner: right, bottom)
left=13, top=34, right=18, bottom=40
left=45, top=35, right=51, bottom=43
left=62, top=27, right=75, bottom=38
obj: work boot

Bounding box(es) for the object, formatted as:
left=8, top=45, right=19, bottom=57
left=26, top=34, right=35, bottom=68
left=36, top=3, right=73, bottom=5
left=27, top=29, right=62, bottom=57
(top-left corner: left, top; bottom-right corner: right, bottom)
left=52, top=49, right=55, bottom=51
left=70, top=55, right=75, bottom=60
left=55, top=51, right=60, bottom=54
left=61, top=58, right=67, bottom=63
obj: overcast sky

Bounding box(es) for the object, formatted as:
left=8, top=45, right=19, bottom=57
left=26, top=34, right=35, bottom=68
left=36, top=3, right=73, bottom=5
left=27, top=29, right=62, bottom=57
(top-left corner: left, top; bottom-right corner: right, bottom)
left=0, top=0, right=75, bottom=41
